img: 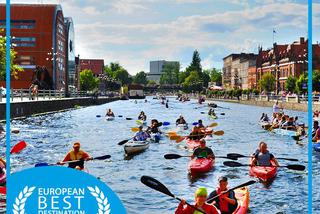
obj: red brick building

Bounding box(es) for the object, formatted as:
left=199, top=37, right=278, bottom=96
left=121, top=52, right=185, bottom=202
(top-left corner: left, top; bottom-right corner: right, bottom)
left=247, top=66, right=257, bottom=89
left=0, top=4, right=69, bottom=89
left=256, top=37, right=320, bottom=93
left=80, top=59, right=104, bottom=77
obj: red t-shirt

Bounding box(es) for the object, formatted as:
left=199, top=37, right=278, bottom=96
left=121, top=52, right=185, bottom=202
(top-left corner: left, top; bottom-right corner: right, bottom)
left=175, top=202, right=220, bottom=214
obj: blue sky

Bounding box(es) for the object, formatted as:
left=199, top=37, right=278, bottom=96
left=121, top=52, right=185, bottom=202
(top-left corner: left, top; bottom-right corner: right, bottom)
left=3, top=0, right=320, bottom=74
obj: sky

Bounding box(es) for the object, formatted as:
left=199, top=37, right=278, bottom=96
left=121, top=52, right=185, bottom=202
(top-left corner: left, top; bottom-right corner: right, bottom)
left=2, top=0, right=320, bottom=74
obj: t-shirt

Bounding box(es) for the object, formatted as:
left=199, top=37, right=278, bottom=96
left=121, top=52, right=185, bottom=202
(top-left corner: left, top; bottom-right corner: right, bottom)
left=193, top=147, right=214, bottom=158
left=273, top=104, right=280, bottom=113
left=207, top=190, right=238, bottom=214
left=254, top=150, right=274, bottom=166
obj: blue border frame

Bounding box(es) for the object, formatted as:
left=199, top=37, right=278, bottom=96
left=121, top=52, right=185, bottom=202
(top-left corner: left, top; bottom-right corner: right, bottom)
left=307, top=0, right=313, bottom=213
left=5, top=0, right=10, bottom=181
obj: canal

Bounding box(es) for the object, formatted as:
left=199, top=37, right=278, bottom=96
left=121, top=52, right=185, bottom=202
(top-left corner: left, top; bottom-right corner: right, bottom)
left=3, top=97, right=310, bottom=213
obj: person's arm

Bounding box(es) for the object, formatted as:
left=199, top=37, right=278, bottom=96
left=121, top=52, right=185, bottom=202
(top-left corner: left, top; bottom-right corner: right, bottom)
left=221, top=191, right=237, bottom=205
left=82, top=152, right=92, bottom=161
left=270, top=154, right=279, bottom=167
left=207, top=148, right=215, bottom=159
left=207, top=191, right=218, bottom=204
left=58, top=153, right=71, bottom=165
left=175, top=200, right=189, bottom=214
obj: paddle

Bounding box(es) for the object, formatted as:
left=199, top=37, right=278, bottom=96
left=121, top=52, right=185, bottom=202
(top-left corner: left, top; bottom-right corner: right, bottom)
left=0, top=186, right=6, bottom=195
left=226, top=153, right=299, bottom=162
left=172, top=130, right=225, bottom=143
left=217, top=106, right=230, bottom=110
left=96, top=115, right=101, bottom=118
left=292, top=135, right=307, bottom=141
left=118, top=115, right=123, bottom=118
left=118, top=137, right=133, bottom=145
left=201, top=112, right=225, bottom=115
left=164, top=154, right=237, bottom=160
left=10, top=141, right=27, bottom=154
left=206, top=180, right=256, bottom=203
left=35, top=155, right=111, bottom=167
left=126, top=117, right=133, bottom=120
left=140, top=176, right=206, bottom=214
left=223, top=161, right=305, bottom=171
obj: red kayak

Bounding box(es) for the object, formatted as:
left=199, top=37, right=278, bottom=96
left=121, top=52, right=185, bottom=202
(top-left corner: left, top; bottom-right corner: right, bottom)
left=186, top=138, right=201, bottom=150
left=249, top=158, right=277, bottom=182
left=188, top=158, right=214, bottom=174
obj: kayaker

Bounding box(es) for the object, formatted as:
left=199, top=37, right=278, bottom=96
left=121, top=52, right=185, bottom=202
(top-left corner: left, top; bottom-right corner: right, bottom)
left=272, top=101, right=282, bottom=114
left=146, top=120, right=162, bottom=134
left=281, top=117, right=296, bottom=130
left=58, top=142, right=93, bottom=170
left=207, top=176, right=238, bottom=214
left=197, top=120, right=205, bottom=129
left=251, top=142, right=279, bottom=167
left=191, top=139, right=215, bottom=159
left=175, top=187, right=220, bottom=214
left=106, top=108, right=115, bottom=117
left=188, top=126, right=205, bottom=140
left=208, top=109, right=216, bottom=117
left=312, top=121, right=320, bottom=142
left=133, top=126, right=150, bottom=141
left=138, top=111, right=147, bottom=121
left=176, top=115, right=187, bottom=125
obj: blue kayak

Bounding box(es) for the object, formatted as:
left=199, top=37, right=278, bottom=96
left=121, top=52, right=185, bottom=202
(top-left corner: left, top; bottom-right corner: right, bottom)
left=313, top=143, right=320, bottom=152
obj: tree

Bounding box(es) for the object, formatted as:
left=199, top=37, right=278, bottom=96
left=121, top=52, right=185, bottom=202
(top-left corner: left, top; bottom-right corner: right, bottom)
left=204, top=68, right=222, bottom=86
left=296, top=73, right=308, bottom=94
left=184, top=71, right=200, bottom=84
left=114, top=68, right=132, bottom=85
left=133, top=71, right=148, bottom=85
left=313, top=70, right=320, bottom=92
left=259, top=72, right=276, bottom=92
left=185, top=50, right=202, bottom=76
left=147, top=80, right=157, bottom=86
left=160, top=62, right=180, bottom=85
left=0, top=30, right=23, bottom=80
left=285, top=76, right=297, bottom=93
left=80, top=69, right=99, bottom=91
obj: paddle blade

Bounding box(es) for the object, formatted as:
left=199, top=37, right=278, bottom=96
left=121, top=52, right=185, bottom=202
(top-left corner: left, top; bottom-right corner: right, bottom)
left=126, top=118, right=133, bottom=120
left=136, top=120, right=143, bottom=125
left=169, top=135, right=180, bottom=140
left=35, top=163, right=49, bottom=167
left=220, top=113, right=225, bottom=115
left=167, top=131, right=177, bottom=136
left=175, top=137, right=185, bottom=143
left=278, top=158, right=299, bottom=162
left=10, top=141, right=27, bottom=154
left=131, top=127, right=139, bottom=132
left=163, top=122, right=170, bottom=126
left=164, top=154, right=182, bottom=159
left=11, top=128, right=20, bottom=134
left=227, top=153, right=246, bottom=159
left=140, top=176, right=174, bottom=198
left=94, top=155, right=111, bottom=160
left=208, top=122, right=218, bottom=127
left=0, top=186, right=6, bottom=195
left=96, top=115, right=101, bottom=118
left=213, top=130, right=224, bottom=136
left=118, top=115, right=123, bottom=117
left=118, top=139, right=129, bottom=145
left=223, top=161, right=244, bottom=167
left=287, top=164, right=305, bottom=171
left=192, top=122, right=198, bottom=126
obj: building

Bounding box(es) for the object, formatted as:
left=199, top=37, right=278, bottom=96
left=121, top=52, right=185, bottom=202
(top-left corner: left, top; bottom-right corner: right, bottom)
left=256, top=37, right=320, bottom=93
left=247, top=66, right=257, bottom=89
left=79, top=59, right=104, bottom=77
left=64, top=17, right=76, bottom=90
left=222, top=53, right=257, bottom=90
left=128, top=84, right=145, bottom=99
left=0, top=4, right=68, bottom=90
left=148, top=60, right=179, bottom=84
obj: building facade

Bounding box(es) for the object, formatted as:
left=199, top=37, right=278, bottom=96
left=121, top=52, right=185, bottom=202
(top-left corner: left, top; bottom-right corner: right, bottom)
left=79, top=59, right=104, bottom=77
left=0, top=4, right=68, bottom=90
left=148, top=60, right=179, bottom=84
left=64, top=17, right=76, bottom=89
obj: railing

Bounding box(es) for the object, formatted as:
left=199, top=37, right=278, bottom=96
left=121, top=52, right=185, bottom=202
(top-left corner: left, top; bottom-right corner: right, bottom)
left=0, top=89, right=120, bottom=102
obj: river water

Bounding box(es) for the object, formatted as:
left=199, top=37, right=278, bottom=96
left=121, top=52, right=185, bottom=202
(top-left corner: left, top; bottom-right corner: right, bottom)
left=1, top=97, right=311, bottom=213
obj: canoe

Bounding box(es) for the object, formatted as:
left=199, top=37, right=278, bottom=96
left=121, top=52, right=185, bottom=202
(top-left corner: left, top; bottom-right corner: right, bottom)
left=177, top=123, right=188, bottom=131
left=188, top=158, right=214, bottom=174
left=150, top=132, right=162, bottom=142
left=0, top=163, right=6, bottom=186
left=249, top=159, right=277, bottom=182
left=106, top=116, right=115, bottom=121
left=313, top=143, right=320, bottom=152
left=124, top=140, right=150, bottom=155
left=273, top=128, right=297, bottom=137
left=186, top=138, right=201, bottom=150
left=233, top=187, right=249, bottom=214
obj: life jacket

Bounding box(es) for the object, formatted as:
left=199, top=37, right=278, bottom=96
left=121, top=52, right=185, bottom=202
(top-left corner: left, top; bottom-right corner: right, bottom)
left=255, top=150, right=271, bottom=166
left=68, top=150, right=86, bottom=168
left=216, top=187, right=229, bottom=212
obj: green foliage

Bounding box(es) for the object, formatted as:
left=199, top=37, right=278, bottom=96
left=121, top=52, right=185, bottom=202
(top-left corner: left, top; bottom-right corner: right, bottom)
left=242, top=89, right=248, bottom=95
left=160, top=62, right=180, bottom=85
left=313, top=70, right=320, bottom=92
left=179, top=71, right=188, bottom=84
left=147, top=80, right=157, bottom=85
left=259, top=72, right=276, bottom=92
left=204, top=68, right=222, bottom=86
left=133, top=71, right=148, bottom=85
left=104, top=62, right=132, bottom=85
left=185, top=50, right=202, bottom=75
left=252, top=89, right=259, bottom=95
left=80, top=69, right=99, bottom=91
left=285, top=76, right=297, bottom=93
left=0, top=29, right=24, bottom=80
left=295, top=73, right=308, bottom=94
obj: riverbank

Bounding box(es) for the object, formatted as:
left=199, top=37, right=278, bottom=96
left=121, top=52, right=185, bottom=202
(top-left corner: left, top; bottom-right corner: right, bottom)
left=206, top=97, right=318, bottom=112
left=0, top=96, right=120, bottom=120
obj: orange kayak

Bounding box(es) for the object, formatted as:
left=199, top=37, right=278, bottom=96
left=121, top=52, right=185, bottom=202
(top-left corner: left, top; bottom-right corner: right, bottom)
left=233, top=187, right=249, bottom=214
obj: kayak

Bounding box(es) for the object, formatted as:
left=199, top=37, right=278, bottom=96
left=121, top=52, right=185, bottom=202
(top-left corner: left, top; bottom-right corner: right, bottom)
left=186, top=138, right=201, bottom=150
left=124, top=140, right=150, bottom=155
left=273, top=128, right=297, bottom=137
left=209, top=114, right=218, bottom=119
left=177, top=123, right=188, bottom=131
left=188, top=158, right=214, bottom=174
left=150, top=132, right=162, bottom=143
left=136, top=120, right=147, bottom=125
left=106, top=116, right=115, bottom=121
left=233, top=187, right=249, bottom=214
left=249, top=159, right=277, bottom=182
left=313, top=143, right=320, bottom=152
left=0, top=163, right=6, bottom=186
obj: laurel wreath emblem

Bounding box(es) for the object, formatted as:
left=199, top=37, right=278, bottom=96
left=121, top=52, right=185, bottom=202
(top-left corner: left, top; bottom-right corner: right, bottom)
left=13, top=186, right=36, bottom=214
left=88, top=186, right=111, bottom=214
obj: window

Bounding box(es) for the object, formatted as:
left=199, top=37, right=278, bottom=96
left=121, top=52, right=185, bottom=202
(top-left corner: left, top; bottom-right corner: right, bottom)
left=0, top=20, right=36, bottom=29
left=12, top=37, right=36, bottom=47
left=58, top=23, right=64, bottom=35
left=15, top=43, right=36, bottom=47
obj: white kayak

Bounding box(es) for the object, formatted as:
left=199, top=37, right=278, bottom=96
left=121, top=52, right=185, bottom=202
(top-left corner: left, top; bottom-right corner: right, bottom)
left=106, top=116, right=115, bottom=121
left=124, top=140, right=150, bottom=155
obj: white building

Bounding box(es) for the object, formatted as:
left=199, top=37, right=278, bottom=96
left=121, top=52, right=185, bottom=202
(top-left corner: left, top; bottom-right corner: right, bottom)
left=148, top=60, right=179, bottom=84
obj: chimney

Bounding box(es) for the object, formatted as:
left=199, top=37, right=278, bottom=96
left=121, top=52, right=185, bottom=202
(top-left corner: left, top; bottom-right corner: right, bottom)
left=300, top=37, right=305, bottom=44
